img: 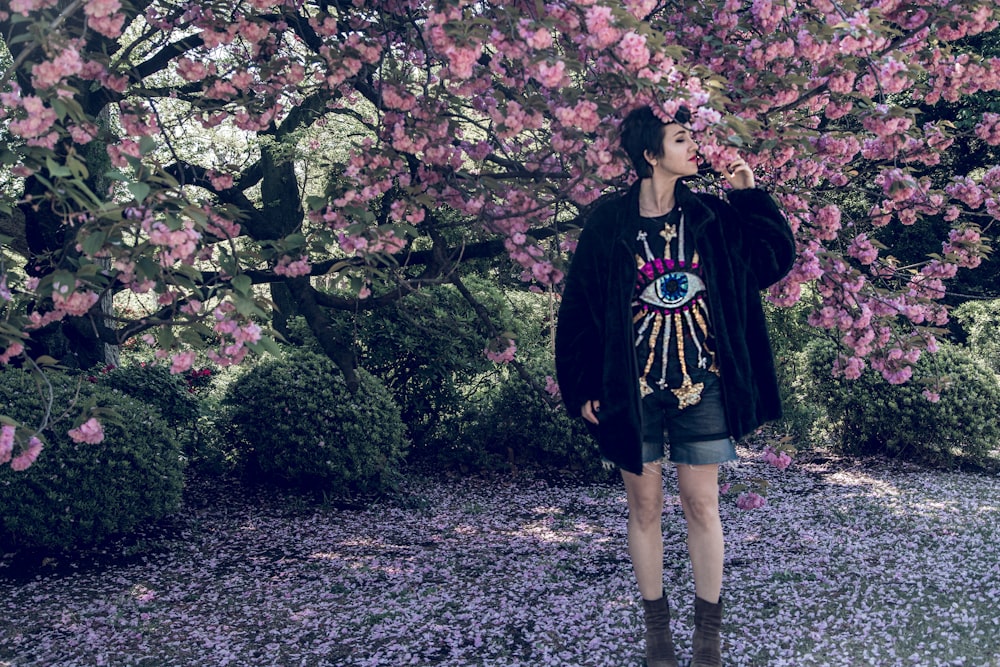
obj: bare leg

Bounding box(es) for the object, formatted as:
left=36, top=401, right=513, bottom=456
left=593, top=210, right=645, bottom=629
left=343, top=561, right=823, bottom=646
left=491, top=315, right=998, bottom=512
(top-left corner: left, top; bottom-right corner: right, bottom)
left=676, top=464, right=723, bottom=604
left=621, top=462, right=665, bottom=600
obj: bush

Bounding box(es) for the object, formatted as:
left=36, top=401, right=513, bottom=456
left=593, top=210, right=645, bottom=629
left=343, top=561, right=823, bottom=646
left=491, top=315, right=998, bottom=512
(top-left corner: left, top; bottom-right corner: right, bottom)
left=95, top=363, right=201, bottom=429
left=0, top=369, right=184, bottom=550
left=93, top=362, right=231, bottom=476
left=220, top=350, right=407, bottom=494
left=953, top=298, right=1000, bottom=375
left=449, top=355, right=609, bottom=481
left=764, top=295, right=825, bottom=443
left=797, top=338, right=1000, bottom=467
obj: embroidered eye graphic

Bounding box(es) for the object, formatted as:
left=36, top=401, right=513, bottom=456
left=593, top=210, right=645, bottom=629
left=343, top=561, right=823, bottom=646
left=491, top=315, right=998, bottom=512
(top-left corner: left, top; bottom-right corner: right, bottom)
left=639, top=271, right=706, bottom=310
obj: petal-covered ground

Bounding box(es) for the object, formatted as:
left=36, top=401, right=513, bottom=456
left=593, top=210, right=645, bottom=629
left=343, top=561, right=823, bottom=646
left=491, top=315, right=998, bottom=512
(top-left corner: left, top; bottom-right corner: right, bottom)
left=1, top=452, right=999, bottom=666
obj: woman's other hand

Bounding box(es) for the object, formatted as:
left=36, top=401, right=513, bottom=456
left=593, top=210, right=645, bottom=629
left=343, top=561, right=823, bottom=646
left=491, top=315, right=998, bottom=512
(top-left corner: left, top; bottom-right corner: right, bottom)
left=581, top=399, right=600, bottom=425
left=723, top=157, right=755, bottom=190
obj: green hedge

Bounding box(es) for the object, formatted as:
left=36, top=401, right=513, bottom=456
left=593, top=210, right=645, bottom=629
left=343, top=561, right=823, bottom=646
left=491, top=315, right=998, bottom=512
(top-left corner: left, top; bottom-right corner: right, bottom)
left=0, top=369, right=184, bottom=550
left=220, top=350, right=407, bottom=494
left=953, top=298, right=1000, bottom=375
left=798, top=338, right=1000, bottom=467
left=96, top=363, right=201, bottom=429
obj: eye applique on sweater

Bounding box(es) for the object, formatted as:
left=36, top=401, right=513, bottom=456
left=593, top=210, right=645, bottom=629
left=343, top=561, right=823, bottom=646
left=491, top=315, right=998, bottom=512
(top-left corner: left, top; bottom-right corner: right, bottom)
left=632, top=208, right=719, bottom=407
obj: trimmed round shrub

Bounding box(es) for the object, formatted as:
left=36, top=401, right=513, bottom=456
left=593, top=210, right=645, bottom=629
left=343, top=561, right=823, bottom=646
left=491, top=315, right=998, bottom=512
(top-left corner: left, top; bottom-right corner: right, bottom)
left=220, top=350, right=407, bottom=494
left=0, top=369, right=184, bottom=550
left=96, top=363, right=201, bottom=429
left=798, top=338, right=1000, bottom=467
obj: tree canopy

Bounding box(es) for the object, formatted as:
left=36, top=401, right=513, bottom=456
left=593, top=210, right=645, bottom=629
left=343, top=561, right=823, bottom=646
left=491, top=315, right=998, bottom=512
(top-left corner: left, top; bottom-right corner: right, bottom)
left=2, top=0, right=999, bottom=468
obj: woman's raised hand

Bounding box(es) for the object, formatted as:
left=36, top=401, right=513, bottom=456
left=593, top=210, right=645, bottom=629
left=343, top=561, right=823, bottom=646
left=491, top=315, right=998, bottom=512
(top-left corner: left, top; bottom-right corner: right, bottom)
left=723, top=157, right=755, bottom=190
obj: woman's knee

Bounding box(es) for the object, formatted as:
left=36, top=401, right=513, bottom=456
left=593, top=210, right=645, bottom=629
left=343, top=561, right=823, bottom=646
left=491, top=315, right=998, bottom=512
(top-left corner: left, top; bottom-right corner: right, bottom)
left=627, top=489, right=664, bottom=529
left=680, top=492, right=720, bottom=526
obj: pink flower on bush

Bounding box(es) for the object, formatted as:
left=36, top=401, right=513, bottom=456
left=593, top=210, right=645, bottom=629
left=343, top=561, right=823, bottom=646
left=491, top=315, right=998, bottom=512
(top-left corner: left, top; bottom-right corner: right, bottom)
left=10, top=437, right=43, bottom=471
left=0, top=424, right=15, bottom=464
left=8, top=95, right=57, bottom=139
left=0, top=341, right=24, bottom=365
left=485, top=337, right=516, bottom=363
left=922, top=389, right=941, bottom=403
left=974, top=112, right=1000, bottom=145
left=31, top=46, right=83, bottom=89
left=9, top=0, right=56, bottom=16
left=68, top=418, right=104, bottom=444
left=736, top=491, right=767, bottom=510
left=84, top=0, right=120, bottom=18
left=274, top=256, right=312, bottom=277
left=52, top=286, right=100, bottom=317
left=584, top=5, right=619, bottom=49
left=170, top=350, right=197, bottom=375
left=544, top=375, right=560, bottom=399
left=208, top=170, right=234, bottom=190
left=616, top=31, right=650, bottom=69
left=848, top=233, right=879, bottom=265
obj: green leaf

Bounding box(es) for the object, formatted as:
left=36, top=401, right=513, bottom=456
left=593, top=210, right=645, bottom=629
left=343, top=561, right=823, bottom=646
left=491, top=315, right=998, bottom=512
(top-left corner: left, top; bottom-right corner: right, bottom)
left=81, top=231, right=108, bottom=258
left=66, top=154, right=90, bottom=180
left=306, top=195, right=328, bottom=211
left=128, top=182, right=151, bottom=203
left=48, top=270, right=76, bottom=296
left=283, top=233, right=308, bottom=248
left=230, top=274, right=252, bottom=295
left=45, top=157, right=72, bottom=178
left=250, top=335, right=282, bottom=357
left=138, top=136, right=158, bottom=155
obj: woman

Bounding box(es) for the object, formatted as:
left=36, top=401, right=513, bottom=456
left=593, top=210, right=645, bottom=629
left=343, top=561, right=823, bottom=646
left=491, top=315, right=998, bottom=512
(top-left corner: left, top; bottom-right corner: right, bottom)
left=555, top=105, right=796, bottom=667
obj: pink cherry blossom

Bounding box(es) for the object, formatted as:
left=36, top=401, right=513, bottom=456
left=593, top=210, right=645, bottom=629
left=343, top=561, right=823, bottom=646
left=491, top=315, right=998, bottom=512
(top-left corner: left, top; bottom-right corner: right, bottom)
left=31, top=46, right=83, bottom=89
left=485, top=337, right=517, bottom=363
left=9, top=436, right=43, bottom=471
left=170, top=351, right=197, bottom=375
left=736, top=491, right=767, bottom=510
left=274, top=256, right=312, bottom=277
left=68, top=418, right=104, bottom=445
left=0, top=424, right=14, bottom=464
left=52, top=288, right=100, bottom=317
left=0, top=342, right=24, bottom=365
left=763, top=447, right=792, bottom=471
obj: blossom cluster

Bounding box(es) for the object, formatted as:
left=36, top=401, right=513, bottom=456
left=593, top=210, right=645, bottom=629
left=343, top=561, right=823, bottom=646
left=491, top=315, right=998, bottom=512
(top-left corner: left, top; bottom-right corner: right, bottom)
left=1, top=424, right=44, bottom=471
left=484, top=336, right=517, bottom=364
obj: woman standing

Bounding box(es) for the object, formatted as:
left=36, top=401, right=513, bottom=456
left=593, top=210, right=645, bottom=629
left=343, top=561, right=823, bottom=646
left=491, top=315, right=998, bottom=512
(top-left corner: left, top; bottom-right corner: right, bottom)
left=555, top=105, right=796, bottom=666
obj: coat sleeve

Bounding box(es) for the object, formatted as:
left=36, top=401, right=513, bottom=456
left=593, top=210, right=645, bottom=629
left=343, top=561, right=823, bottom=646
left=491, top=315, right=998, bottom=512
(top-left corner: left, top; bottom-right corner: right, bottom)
left=555, top=220, right=607, bottom=417
left=725, top=188, right=797, bottom=289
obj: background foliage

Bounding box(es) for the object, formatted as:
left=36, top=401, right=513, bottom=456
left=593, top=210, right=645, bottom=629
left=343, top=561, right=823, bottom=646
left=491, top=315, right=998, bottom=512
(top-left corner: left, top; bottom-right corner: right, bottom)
left=795, top=337, right=1000, bottom=468
left=219, top=349, right=407, bottom=495
left=0, top=368, right=184, bottom=549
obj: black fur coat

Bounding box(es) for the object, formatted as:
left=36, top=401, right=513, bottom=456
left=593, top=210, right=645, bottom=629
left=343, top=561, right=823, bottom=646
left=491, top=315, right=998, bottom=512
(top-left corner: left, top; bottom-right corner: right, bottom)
left=555, top=180, right=796, bottom=474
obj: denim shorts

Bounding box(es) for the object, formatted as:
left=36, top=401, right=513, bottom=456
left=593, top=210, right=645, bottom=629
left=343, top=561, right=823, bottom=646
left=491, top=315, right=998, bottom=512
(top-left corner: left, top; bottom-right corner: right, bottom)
left=640, top=374, right=737, bottom=466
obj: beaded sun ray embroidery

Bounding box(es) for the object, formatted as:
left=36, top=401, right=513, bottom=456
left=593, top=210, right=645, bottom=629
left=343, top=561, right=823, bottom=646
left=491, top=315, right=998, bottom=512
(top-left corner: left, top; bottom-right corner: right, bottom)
left=633, top=209, right=718, bottom=407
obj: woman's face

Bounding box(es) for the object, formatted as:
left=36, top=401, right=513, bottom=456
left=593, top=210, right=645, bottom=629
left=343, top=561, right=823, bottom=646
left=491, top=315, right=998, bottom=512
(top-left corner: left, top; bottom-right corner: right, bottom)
left=646, top=123, right=699, bottom=179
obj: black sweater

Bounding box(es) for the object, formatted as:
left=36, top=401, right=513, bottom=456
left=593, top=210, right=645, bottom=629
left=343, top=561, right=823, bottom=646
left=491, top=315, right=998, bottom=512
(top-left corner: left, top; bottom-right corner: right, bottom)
left=555, top=180, right=796, bottom=474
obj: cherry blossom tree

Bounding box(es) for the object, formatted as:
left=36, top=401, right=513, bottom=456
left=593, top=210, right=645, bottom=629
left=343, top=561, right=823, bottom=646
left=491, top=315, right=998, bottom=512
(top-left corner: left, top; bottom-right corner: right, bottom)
left=2, top=0, right=999, bottom=468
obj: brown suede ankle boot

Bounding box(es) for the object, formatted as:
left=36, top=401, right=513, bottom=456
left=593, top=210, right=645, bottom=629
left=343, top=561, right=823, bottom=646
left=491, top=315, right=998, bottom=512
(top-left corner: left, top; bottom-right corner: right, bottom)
left=690, top=596, right=723, bottom=667
left=641, top=595, right=679, bottom=667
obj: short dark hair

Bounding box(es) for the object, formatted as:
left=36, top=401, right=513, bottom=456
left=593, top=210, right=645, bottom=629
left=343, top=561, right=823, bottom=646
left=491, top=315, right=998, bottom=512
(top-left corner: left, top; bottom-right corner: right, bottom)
left=620, top=105, right=691, bottom=179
